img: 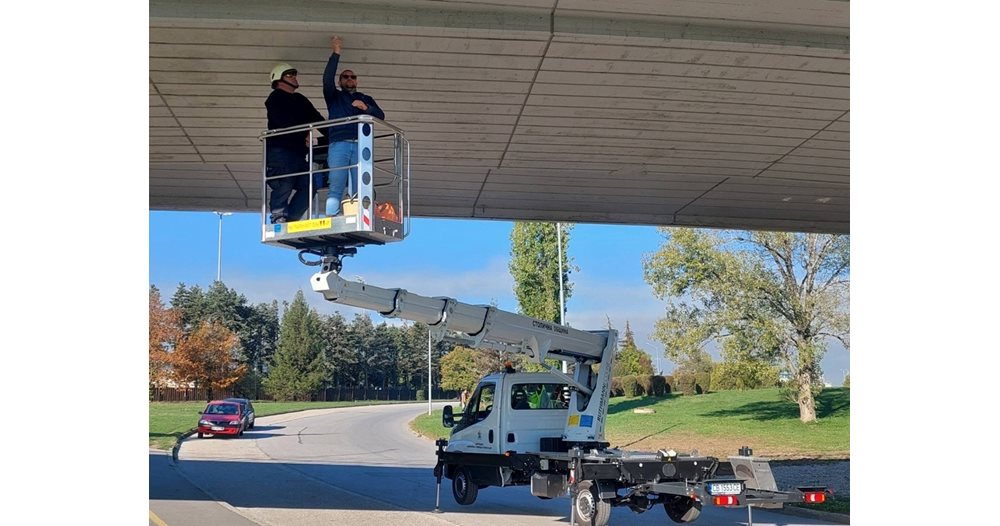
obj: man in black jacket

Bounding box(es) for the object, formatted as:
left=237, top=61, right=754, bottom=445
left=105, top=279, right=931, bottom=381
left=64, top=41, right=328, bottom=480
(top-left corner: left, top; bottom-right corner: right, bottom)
left=323, top=36, right=385, bottom=216
left=264, top=63, right=325, bottom=223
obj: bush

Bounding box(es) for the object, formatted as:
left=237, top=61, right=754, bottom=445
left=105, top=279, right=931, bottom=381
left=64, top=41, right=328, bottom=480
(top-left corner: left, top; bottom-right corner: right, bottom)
left=695, top=372, right=711, bottom=394
left=620, top=375, right=641, bottom=397
left=650, top=375, right=669, bottom=396
left=843, top=374, right=850, bottom=388
left=709, top=361, right=781, bottom=391
left=416, top=389, right=426, bottom=401
left=672, top=371, right=711, bottom=395
left=636, top=375, right=654, bottom=396
left=610, top=377, right=625, bottom=397
left=671, top=371, right=697, bottom=395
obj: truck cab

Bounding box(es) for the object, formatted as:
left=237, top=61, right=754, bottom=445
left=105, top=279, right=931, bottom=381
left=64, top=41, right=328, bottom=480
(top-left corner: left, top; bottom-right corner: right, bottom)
left=443, top=372, right=570, bottom=455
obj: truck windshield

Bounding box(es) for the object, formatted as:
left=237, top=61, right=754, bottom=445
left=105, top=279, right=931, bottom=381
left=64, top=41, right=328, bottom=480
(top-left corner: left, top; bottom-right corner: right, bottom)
left=510, top=383, right=569, bottom=410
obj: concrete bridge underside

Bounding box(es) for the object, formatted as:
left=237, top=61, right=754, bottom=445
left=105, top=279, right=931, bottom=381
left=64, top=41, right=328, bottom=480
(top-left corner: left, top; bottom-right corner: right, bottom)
left=150, top=0, right=849, bottom=233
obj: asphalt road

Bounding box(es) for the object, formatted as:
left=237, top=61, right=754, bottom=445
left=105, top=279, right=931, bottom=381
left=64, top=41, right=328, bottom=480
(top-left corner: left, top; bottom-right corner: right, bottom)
left=150, top=402, right=846, bottom=525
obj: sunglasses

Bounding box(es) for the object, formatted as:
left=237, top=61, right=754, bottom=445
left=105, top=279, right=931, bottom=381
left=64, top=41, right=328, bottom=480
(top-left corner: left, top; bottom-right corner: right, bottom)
left=283, top=71, right=298, bottom=77
left=340, top=74, right=357, bottom=80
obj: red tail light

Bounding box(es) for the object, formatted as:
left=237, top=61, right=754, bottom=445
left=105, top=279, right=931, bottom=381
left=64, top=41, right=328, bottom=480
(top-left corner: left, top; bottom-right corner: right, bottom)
left=713, top=495, right=739, bottom=506
left=802, top=491, right=826, bottom=504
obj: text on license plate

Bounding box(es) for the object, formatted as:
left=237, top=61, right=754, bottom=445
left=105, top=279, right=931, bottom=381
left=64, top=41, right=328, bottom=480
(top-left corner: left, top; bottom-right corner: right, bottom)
left=211, top=426, right=224, bottom=431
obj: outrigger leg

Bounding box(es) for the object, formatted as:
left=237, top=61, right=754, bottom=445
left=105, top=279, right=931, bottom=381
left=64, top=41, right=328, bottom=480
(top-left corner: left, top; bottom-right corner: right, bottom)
left=433, top=439, right=446, bottom=513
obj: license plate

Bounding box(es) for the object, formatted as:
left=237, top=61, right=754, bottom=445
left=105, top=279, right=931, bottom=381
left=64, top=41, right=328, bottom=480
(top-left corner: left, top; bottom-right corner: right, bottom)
left=211, top=426, right=224, bottom=431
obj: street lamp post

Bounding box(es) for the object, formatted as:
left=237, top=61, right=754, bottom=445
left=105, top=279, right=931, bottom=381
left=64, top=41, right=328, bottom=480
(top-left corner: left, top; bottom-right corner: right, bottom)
left=214, top=211, right=232, bottom=282
left=428, top=330, right=433, bottom=415
left=557, top=222, right=567, bottom=374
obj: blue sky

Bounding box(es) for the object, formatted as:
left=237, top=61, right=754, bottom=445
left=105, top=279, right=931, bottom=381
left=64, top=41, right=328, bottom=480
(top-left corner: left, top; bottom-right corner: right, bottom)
left=150, top=211, right=849, bottom=385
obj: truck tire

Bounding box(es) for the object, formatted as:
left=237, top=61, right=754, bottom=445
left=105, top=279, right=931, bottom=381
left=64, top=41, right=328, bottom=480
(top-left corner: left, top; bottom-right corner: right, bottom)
left=452, top=466, right=478, bottom=505
left=573, top=481, right=611, bottom=526
left=664, top=495, right=702, bottom=523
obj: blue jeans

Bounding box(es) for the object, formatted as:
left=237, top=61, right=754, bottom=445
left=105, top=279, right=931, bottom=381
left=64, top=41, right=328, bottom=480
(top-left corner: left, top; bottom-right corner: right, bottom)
left=265, top=150, right=309, bottom=222
left=326, top=140, right=358, bottom=215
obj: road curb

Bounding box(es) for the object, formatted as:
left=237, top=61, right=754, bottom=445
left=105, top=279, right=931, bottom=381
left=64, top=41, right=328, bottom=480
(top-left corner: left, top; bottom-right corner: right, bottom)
left=171, top=430, right=196, bottom=463
left=773, top=505, right=850, bottom=524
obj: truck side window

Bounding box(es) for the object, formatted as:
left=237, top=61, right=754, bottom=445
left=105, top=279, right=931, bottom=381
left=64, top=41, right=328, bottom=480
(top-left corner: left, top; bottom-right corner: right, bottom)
left=511, top=383, right=569, bottom=410
left=459, top=383, right=496, bottom=429
left=475, top=384, right=495, bottom=422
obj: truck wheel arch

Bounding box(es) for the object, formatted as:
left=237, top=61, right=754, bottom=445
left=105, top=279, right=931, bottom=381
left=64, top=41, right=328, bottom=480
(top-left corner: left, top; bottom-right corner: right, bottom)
left=573, top=480, right=612, bottom=526
left=452, top=466, right=479, bottom=505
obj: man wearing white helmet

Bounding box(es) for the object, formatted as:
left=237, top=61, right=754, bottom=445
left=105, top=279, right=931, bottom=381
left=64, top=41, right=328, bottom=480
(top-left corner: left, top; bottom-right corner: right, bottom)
left=264, top=63, right=325, bottom=223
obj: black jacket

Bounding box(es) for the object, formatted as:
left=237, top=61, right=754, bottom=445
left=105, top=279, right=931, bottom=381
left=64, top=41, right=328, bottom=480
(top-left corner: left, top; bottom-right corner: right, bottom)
left=264, top=89, right=325, bottom=156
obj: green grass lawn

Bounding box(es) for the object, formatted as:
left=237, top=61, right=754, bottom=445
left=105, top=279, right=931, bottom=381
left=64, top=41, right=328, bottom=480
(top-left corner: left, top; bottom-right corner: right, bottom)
left=790, top=495, right=850, bottom=515
left=411, top=388, right=848, bottom=460
left=149, top=400, right=414, bottom=450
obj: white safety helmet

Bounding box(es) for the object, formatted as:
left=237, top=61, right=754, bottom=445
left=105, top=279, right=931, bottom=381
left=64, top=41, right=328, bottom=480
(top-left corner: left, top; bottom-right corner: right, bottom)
left=270, top=63, right=297, bottom=87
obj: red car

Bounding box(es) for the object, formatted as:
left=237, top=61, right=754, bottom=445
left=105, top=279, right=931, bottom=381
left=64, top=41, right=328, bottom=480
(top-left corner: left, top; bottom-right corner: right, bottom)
left=196, top=400, right=245, bottom=438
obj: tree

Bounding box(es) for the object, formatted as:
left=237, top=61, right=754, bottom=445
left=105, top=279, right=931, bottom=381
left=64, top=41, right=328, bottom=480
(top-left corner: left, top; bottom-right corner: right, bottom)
left=170, top=283, right=206, bottom=332
left=509, top=222, right=574, bottom=323
left=264, top=291, right=325, bottom=400
left=709, top=360, right=780, bottom=391
left=243, top=300, right=280, bottom=373
left=368, top=322, right=397, bottom=388
left=612, top=322, right=654, bottom=377
left=149, top=286, right=181, bottom=387
left=403, top=322, right=453, bottom=392
left=439, top=346, right=483, bottom=393
left=170, top=321, right=245, bottom=396
left=643, top=228, right=849, bottom=422
left=346, top=314, right=376, bottom=386
left=393, top=322, right=425, bottom=389
left=318, top=311, right=354, bottom=386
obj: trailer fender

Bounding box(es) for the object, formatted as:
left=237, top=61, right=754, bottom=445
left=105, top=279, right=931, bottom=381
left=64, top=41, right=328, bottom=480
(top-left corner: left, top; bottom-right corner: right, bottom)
left=594, top=479, right=617, bottom=500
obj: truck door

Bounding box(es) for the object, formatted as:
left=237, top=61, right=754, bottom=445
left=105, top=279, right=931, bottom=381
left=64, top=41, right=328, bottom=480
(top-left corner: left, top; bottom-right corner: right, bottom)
left=448, top=380, right=501, bottom=454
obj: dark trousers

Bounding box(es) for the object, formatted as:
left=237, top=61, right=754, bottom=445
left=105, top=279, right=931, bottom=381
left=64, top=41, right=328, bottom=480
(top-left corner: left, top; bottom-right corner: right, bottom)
left=266, top=150, right=310, bottom=222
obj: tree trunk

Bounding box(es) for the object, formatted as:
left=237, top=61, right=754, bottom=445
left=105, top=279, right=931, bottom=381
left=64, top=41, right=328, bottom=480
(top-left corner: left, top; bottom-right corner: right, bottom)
left=797, top=374, right=817, bottom=423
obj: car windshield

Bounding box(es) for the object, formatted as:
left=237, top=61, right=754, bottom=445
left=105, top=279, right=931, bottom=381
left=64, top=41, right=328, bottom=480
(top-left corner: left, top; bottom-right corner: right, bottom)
left=205, top=404, right=238, bottom=415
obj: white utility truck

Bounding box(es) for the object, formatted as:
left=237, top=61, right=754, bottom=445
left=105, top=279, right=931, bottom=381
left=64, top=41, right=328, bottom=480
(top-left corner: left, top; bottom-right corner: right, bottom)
left=260, top=117, right=830, bottom=526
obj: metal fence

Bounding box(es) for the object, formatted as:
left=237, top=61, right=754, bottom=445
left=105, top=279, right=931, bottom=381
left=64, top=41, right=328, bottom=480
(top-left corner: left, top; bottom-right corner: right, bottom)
left=150, top=386, right=458, bottom=403
left=150, top=387, right=242, bottom=402
left=320, top=386, right=457, bottom=402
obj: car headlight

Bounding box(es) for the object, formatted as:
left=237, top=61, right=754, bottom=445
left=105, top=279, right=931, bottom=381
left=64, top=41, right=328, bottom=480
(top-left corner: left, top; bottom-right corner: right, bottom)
left=199, top=420, right=210, bottom=426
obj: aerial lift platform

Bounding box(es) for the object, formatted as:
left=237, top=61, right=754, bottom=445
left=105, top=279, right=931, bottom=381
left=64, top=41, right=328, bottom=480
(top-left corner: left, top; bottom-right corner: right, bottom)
left=259, top=115, right=410, bottom=271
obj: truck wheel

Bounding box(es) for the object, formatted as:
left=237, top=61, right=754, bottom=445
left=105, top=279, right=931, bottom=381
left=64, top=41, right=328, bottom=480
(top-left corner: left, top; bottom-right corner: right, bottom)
left=573, top=481, right=611, bottom=526
left=664, top=495, right=702, bottom=523
left=452, top=467, right=478, bottom=505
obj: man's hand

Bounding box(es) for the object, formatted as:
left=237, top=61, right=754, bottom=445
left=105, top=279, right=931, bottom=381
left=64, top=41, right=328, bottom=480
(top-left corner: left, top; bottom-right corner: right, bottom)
left=331, top=36, right=342, bottom=54
left=352, top=100, right=368, bottom=112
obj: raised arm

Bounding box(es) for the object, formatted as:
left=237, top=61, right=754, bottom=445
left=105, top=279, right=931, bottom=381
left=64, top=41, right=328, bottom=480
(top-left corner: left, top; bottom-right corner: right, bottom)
left=323, top=36, right=343, bottom=104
